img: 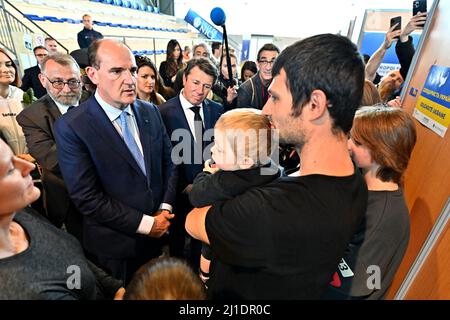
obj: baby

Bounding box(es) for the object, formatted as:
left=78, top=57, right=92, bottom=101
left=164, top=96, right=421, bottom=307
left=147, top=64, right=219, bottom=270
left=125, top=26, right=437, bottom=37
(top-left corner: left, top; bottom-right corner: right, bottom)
left=189, top=108, right=280, bottom=283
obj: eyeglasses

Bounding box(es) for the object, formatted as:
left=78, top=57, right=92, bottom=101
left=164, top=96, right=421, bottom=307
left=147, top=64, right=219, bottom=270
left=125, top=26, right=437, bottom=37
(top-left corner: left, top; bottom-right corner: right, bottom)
left=258, top=60, right=275, bottom=67
left=44, top=75, right=81, bottom=89
left=35, top=54, right=48, bottom=58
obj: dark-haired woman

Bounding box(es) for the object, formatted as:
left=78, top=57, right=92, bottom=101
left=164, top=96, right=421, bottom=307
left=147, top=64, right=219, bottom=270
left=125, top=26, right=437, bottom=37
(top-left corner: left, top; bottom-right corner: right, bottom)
left=135, top=55, right=167, bottom=105
left=159, top=39, right=184, bottom=88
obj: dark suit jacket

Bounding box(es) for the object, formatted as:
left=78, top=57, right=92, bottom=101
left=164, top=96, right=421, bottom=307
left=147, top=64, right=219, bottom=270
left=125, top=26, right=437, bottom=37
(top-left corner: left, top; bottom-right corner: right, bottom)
left=54, top=96, right=175, bottom=259
left=16, top=95, right=72, bottom=227
left=159, top=95, right=223, bottom=209
left=21, top=65, right=46, bottom=99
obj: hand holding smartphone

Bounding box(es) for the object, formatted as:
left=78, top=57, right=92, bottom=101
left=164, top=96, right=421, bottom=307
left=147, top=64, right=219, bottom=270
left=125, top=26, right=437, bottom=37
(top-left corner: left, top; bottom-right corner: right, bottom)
left=390, top=16, right=402, bottom=39
left=413, top=0, right=427, bottom=27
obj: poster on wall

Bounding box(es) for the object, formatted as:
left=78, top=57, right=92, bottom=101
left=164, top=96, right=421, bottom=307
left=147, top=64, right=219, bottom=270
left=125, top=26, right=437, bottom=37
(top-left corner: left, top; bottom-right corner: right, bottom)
left=413, top=65, right=450, bottom=138
left=359, top=32, right=421, bottom=78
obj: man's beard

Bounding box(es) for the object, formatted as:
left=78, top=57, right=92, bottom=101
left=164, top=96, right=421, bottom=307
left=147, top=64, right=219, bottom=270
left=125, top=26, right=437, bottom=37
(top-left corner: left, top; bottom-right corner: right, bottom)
left=378, top=80, right=396, bottom=102
left=279, top=125, right=308, bottom=154
left=48, top=89, right=82, bottom=106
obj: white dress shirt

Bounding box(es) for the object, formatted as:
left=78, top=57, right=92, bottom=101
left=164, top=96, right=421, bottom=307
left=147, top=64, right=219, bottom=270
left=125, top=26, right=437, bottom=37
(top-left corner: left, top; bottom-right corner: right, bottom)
left=94, top=91, right=143, bottom=155
left=179, top=90, right=205, bottom=142
left=53, top=98, right=79, bottom=116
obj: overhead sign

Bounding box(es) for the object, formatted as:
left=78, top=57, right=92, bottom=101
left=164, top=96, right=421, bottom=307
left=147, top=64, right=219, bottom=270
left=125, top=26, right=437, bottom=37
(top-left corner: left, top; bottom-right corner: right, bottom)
left=184, top=9, right=223, bottom=41
left=413, top=65, right=450, bottom=138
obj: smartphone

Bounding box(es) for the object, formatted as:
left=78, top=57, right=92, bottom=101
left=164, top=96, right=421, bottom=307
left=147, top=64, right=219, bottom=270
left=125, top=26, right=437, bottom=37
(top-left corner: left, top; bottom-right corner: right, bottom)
left=390, top=16, right=402, bottom=39
left=413, top=0, right=427, bottom=27
left=413, top=0, right=427, bottom=16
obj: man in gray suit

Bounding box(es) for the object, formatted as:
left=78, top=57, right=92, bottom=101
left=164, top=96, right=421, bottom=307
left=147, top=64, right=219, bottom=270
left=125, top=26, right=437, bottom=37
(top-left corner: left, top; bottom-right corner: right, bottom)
left=17, top=53, right=84, bottom=241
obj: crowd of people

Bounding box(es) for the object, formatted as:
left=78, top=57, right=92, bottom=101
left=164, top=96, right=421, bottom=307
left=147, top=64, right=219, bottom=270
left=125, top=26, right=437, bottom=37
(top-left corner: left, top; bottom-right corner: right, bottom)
left=0, top=10, right=426, bottom=300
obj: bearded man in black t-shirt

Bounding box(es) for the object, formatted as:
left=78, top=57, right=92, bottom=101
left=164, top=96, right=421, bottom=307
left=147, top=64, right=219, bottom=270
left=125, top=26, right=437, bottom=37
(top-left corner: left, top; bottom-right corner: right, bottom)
left=186, top=34, right=368, bottom=300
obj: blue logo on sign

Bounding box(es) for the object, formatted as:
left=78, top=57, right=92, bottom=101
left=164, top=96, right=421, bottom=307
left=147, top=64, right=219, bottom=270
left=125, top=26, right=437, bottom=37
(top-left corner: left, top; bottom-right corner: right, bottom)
left=185, top=9, right=223, bottom=41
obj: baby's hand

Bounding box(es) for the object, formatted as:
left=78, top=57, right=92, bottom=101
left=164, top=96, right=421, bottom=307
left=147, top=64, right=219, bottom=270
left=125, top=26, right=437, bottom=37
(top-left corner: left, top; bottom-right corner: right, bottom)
left=203, top=159, right=219, bottom=174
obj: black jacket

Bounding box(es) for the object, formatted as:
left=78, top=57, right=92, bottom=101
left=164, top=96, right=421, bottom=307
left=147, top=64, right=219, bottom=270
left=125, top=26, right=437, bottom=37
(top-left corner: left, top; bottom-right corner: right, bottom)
left=21, top=65, right=46, bottom=98
left=237, top=72, right=270, bottom=109
left=77, top=28, right=103, bottom=49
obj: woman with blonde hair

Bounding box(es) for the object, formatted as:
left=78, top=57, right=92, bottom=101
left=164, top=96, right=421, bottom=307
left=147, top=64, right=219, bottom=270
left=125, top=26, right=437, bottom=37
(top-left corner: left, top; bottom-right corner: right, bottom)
left=0, top=139, right=123, bottom=299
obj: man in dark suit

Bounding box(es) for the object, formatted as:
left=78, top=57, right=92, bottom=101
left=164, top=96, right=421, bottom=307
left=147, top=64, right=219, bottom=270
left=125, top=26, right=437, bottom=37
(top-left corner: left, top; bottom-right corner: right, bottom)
left=54, top=39, right=175, bottom=284
left=159, top=58, right=223, bottom=269
left=17, top=53, right=84, bottom=241
left=21, top=46, right=48, bottom=98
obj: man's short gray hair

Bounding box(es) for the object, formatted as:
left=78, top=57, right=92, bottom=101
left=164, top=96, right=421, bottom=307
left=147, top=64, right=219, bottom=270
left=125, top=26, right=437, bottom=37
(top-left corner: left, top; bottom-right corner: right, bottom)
left=192, top=43, right=210, bottom=59
left=40, top=53, right=80, bottom=74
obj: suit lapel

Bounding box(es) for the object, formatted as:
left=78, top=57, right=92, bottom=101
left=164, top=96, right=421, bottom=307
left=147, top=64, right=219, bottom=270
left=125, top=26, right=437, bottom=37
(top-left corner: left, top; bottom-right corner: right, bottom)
left=201, top=100, right=215, bottom=157
left=175, top=97, right=192, bottom=135
left=87, top=97, right=144, bottom=177
left=203, top=99, right=215, bottom=131
left=44, top=96, right=62, bottom=138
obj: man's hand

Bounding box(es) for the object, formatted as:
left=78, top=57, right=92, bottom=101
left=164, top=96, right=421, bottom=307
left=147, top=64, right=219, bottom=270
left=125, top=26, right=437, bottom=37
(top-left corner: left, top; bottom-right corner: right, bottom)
left=400, top=12, right=427, bottom=43
left=148, top=210, right=174, bottom=238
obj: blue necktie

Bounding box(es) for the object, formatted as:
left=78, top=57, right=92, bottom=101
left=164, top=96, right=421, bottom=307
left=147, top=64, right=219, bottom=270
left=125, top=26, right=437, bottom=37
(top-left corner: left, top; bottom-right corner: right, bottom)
left=119, top=110, right=146, bottom=176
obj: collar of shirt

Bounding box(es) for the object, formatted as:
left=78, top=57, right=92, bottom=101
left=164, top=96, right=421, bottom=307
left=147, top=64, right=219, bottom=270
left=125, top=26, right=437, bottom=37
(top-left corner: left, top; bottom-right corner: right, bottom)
left=95, top=90, right=132, bottom=122
left=178, top=90, right=205, bottom=142
left=94, top=90, right=143, bottom=154
left=50, top=97, right=79, bottom=115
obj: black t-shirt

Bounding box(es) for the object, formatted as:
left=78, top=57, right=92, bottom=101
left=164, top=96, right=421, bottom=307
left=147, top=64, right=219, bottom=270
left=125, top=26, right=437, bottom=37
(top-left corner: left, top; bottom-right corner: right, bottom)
left=205, top=171, right=368, bottom=299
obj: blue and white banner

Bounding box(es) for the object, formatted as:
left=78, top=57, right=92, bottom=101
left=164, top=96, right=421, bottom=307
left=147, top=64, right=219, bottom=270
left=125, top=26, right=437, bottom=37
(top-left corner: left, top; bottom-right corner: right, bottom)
left=184, top=9, right=223, bottom=41
left=414, top=65, right=450, bottom=137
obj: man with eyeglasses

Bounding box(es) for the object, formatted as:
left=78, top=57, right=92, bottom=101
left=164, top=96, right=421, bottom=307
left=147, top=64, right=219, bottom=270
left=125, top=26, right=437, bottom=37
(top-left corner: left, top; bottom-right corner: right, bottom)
left=54, top=39, right=176, bottom=284
left=17, top=53, right=84, bottom=241
left=237, top=43, right=280, bottom=109
left=159, top=58, right=223, bottom=270
left=77, top=14, right=103, bottom=49
left=20, top=46, right=48, bottom=98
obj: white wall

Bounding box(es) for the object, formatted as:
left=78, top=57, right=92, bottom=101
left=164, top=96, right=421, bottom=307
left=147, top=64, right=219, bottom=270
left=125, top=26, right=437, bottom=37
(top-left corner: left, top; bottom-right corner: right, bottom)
left=174, top=0, right=434, bottom=39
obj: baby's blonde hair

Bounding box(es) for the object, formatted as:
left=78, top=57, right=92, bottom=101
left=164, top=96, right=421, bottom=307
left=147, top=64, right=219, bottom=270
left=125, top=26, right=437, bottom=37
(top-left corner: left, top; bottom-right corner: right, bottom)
left=214, top=108, right=273, bottom=166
